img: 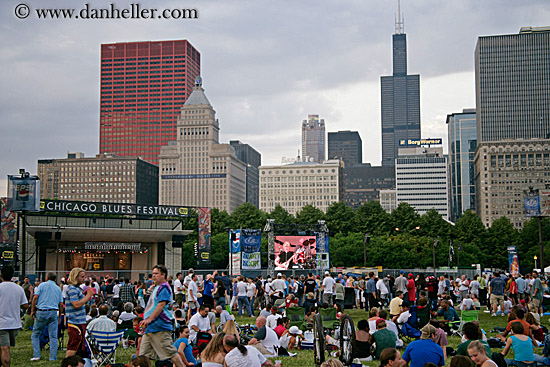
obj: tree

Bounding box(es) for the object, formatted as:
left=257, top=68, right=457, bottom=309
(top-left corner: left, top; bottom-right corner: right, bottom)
left=325, top=202, right=355, bottom=235
left=419, top=209, right=451, bottom=240
left=211, top=207, right=231, bottom=236
left=452, top=210, right=486, bottom=267
left=209, top=233, right=230, bottom=269
left=390, top=202, right=420, bottom=233
left=230, top=202, right=266, bottom=230
left=520, top=217, right=550, bottom=269
left=486, top=216, right=520, bottom=269
left=268, top=204, right=295, bottom=225
left=295, top=204, right=324, bottom=225
left=354, top=201, right=391, bottom=236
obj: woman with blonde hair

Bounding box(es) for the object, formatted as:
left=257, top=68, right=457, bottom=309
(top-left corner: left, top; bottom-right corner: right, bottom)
left=468, top=340, right=498, bottom=367
left=201, top=332, right=225, bottom=367
left=65, top=267, right=94, bottom=357
left=320, top=359, right=345, bottom=367
left=222, top=320, right=240, bottom=341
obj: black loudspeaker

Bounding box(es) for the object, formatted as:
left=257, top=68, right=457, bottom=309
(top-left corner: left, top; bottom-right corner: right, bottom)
left=35, top=232, right=52, bottom=241
left=172, top=235, right=186, bottom=248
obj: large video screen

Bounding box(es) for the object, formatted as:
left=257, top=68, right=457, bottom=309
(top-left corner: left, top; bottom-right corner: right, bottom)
left=274, top=235, right=317, bottom=270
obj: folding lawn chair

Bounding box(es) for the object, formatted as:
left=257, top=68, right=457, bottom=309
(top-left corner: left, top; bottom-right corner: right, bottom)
left=318, top=307, right=340, bottom=330
left=86, top=329, right=126, bottom=367
left=285, top=306, right=306, bottom=330
left=416, top=305, right=432, bottom=329
left=456, top=309, right=479, bottom=332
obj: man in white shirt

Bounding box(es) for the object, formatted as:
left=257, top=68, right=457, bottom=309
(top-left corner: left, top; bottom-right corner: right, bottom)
left=174, top=272, right=184, bottom=308
left=87, top=305, right=116, bottom=333
left=322, top=271, right=335, bottom=306
left=187, top=274, right=199, bottom=318
left=376, top=277, right=389, bottom=307
left=0, top=266, right=29, bottom=367
left=437, top=276, right=446, bottom=296
left=236, top=276, right=252, bottom=317
left=270, top=274, right=286, bottom=302
left=266, top=307, right=281, bottom=329
left=396, top=303, right=411, bottom=327
left=188, top=305, right=213, bottom=345
left=248, top=316, right=280, bottom=356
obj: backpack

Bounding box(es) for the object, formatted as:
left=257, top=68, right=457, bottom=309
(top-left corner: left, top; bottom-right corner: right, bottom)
left=491, top=352, right=508, bottom=367
left=297, top=281, right=304, bottom=296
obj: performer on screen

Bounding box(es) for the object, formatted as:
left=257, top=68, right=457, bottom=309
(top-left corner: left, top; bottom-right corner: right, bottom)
left=295, top=238, right=314, bottom=269
left=275, top=241, right=296, bottom=270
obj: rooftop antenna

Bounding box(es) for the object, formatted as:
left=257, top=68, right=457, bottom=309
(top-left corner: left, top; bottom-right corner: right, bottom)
left=395, top=0, right=404, bottom=34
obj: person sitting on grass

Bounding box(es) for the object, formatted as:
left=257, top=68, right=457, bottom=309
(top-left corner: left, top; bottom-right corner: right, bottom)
left=279, top=325, right=302, bottom=351
left=501, top=322, right=549, bottom=366
left=379, top=348, right=402, bottom=367
left=450, top=355, right=476, bottom=367
left=222, top=319, right=240, bottom=342
left=496, top=308, right=532, bottom=343
left=60, top=355, right=85, bottom=367
left=456, top=322, right=492, bottom=357
left=393, top=302, right=411, bottom=328
left=174, top=325, right=197, bottom=367
left=436, top=299, right=460, bottom=334
left=373, top=319, right=397, bottom=359
left=468, top=340, right=498, bottom=367
left=353, top=319, right=372, bottom=359
left=401, top=324, right=444, bottom=367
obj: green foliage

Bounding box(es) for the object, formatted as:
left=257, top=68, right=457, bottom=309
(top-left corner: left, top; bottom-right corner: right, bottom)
left=390, top=202, right=420, bottom=233
left=211, top=207, right=231, bottom=235
left=268, top=204, right=295, bottom=225
left=325, top=201, right=356, bottom=235
left=230, top=202, right=266, bottom=230
left=452, top=210, right=486, bottom=267
left=295, top=204, right=324, bottom=225
left=354, top=201, right=391, bottom=236
left=210, top=232, right=230, bottom=269
left=519, top=217, right=550, bottom=269
left=419, top=209, right=451, bottom=240
left=486, top=216, right=520, bottom=269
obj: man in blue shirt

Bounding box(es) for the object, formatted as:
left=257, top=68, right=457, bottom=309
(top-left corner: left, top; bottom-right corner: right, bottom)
left=366, top=272, right=378, bottom=311
left=436, top=299, right=460, bottom=333
left=490, top=271, right=507, bottom=316
left=31, top=272, right=63, bottom=361
left=402, top=324, right=445, bottom=367
left=516, top=275, right=526, bottom=300
left=139, top=265, right=184, bottom=367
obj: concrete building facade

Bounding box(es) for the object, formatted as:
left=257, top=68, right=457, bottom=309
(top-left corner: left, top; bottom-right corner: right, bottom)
left=396, top=147, right=449, bottom=219
left=259, top=160, right=344, bottom=215
left=380, top=189, right=397, bottom=213
left=159, top=77, right=247, bottom=213
left=38, top=152, right=159, bottom=205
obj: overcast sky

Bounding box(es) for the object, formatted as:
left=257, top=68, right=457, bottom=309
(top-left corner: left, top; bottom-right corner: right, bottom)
left=1, top=0, right=548, bottom=196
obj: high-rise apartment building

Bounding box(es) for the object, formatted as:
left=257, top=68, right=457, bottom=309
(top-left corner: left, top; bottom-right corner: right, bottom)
left=447, top=109, right=477, bottom=222
left=99, top=40, right=201, bottom=165
left=259, top=160, right=344, bottom=215
left=396, top=147, right=449, bottom=219
left=380, top=12, right=421, bottom=166
left=229, top=140, right=262, bottom=208
left=343, top=164, right=395, bottom=208
left=327, top=131, right=362, bottom=166
left=159, top=77, right=247, bottom=213
left=380, top=189, right=397, bottom=213
left=475, top=27, right=550, bottom=143
left=474, top=27, right=550, bottom=228
left=302, top=115, right=326, bottom=163
left=38, top=152, right=159, bottom=205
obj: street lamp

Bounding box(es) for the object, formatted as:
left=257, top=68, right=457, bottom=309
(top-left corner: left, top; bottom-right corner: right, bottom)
left=534, top=255, right=538, bottom=270
left=432, top=238, right=439, bottom=276
left=363, top=234, right=370, bottom=268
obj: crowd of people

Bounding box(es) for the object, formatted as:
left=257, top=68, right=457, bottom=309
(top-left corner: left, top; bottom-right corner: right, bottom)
left=2, top=264, right=550, bottom=367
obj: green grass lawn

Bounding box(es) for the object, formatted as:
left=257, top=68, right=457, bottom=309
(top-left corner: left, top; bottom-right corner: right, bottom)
left=9, top=307, right=547, bottom=367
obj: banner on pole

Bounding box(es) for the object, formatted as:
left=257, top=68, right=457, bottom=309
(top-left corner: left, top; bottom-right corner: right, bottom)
left=7, top=176, right=41, bottom=211
left=197, top=207, right=211, bottom=264
left=507, top=246, right=520, bottom=277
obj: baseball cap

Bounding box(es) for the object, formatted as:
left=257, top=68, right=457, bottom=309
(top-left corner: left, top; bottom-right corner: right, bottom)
left=400, top=270, right=404, bottom=274
left=325, top=271, right=330, bottom=276
left=277, top=273, right=282, bottom=277
left=376, top=318, right=385, bottom=326
left=289, top=326, right=303, bottom=335
left=421, top=324, right=436, bottom=339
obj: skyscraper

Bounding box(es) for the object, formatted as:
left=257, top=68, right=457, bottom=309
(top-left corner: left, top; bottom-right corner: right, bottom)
left=99, top=40, right=201, bottom=165
left=301, top=114, right=325, bottom=163
left=380, top=5, right=421, bottom=166
left=475, top=27, right=550, bottom=142
left=446, top=109, right=477, bottom=222
left=474, top=27, right=550, bottom=228
left=327, top=130, right=362, bottom=166
left=229, top=140, right=262, bottom=208
left=159, top=77, right=247, bottom=213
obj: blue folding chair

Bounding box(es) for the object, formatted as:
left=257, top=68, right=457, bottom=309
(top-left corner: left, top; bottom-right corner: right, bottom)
left=86, top=329, right=125, bottom=367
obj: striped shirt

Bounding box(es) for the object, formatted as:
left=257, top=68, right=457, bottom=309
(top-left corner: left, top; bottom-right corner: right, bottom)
left=66, top=285, right=87, bottom=325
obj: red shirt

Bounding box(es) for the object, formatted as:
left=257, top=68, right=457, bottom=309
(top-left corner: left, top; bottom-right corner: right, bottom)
left=407, top=279, right=416, bottom=302
left=274, top=324, right=287, bottom=338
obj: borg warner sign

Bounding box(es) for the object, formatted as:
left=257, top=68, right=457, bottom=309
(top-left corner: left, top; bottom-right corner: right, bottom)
left=40, top=200, right=193, bottom=217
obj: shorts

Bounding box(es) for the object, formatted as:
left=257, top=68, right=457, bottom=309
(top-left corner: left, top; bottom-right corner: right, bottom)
left=175, top=293, right=183, bottom=305
left=532, top=298, right=542, bottom=308
left=0, top=329, right=19, bottom=347
left=139, top=331, right=178, bottom=360
left=490, top=294, right=504, bottom=306
left=187, top=300, right=198, bottom=310
left=67, top=323, right=87, bottom=352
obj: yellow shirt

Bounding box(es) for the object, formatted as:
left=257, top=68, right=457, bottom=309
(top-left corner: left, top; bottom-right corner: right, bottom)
left=389, top=297, right=403, bottom=315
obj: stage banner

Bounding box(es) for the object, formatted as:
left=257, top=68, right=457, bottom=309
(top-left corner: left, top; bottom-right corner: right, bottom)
left=229, top=230, right=241, bottom=253
left=540, top=190, right=550, bottom=217
left=198, top=207, right=211, bottom=265
left=508, top=246, right=520, bottom=276
left=241, top=229, right=261, bottom=270
left=7, top=176, right=41, bottom=211
left=274, top=235, right=317, bottom=270
left=231, top=253, right=241, bottom=276
left=316, top=253, right=330, bottom=270
left=524, top=190, right=541, bottom=217
left=1, top=198, right=18, bottom=245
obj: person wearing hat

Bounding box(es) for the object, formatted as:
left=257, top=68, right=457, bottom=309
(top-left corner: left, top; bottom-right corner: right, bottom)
left=373, top=319, right=397, bottom=359
left=406, top=273, right=416, bottom=303
left=402, top=324, right=445, bottom=367
left=280, top=325, right=303, bottom=351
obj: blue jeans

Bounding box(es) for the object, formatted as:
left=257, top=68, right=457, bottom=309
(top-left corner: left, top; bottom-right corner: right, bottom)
left=31, top=310, right=59, bottom=360
left=238, top=296, right=251, bottom=317
left=248, top=296, right=255, bottom=316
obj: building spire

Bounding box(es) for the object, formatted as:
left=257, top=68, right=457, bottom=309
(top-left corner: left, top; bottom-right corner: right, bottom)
left=395, top=0, right=404, bottom=34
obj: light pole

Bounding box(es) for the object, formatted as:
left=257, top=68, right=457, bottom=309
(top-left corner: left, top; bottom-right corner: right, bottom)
left=534, top=255, right=538, bottom=270
left=363, top=234, right=370, bottom=268
left=432, top=238, right=439, bottom=276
